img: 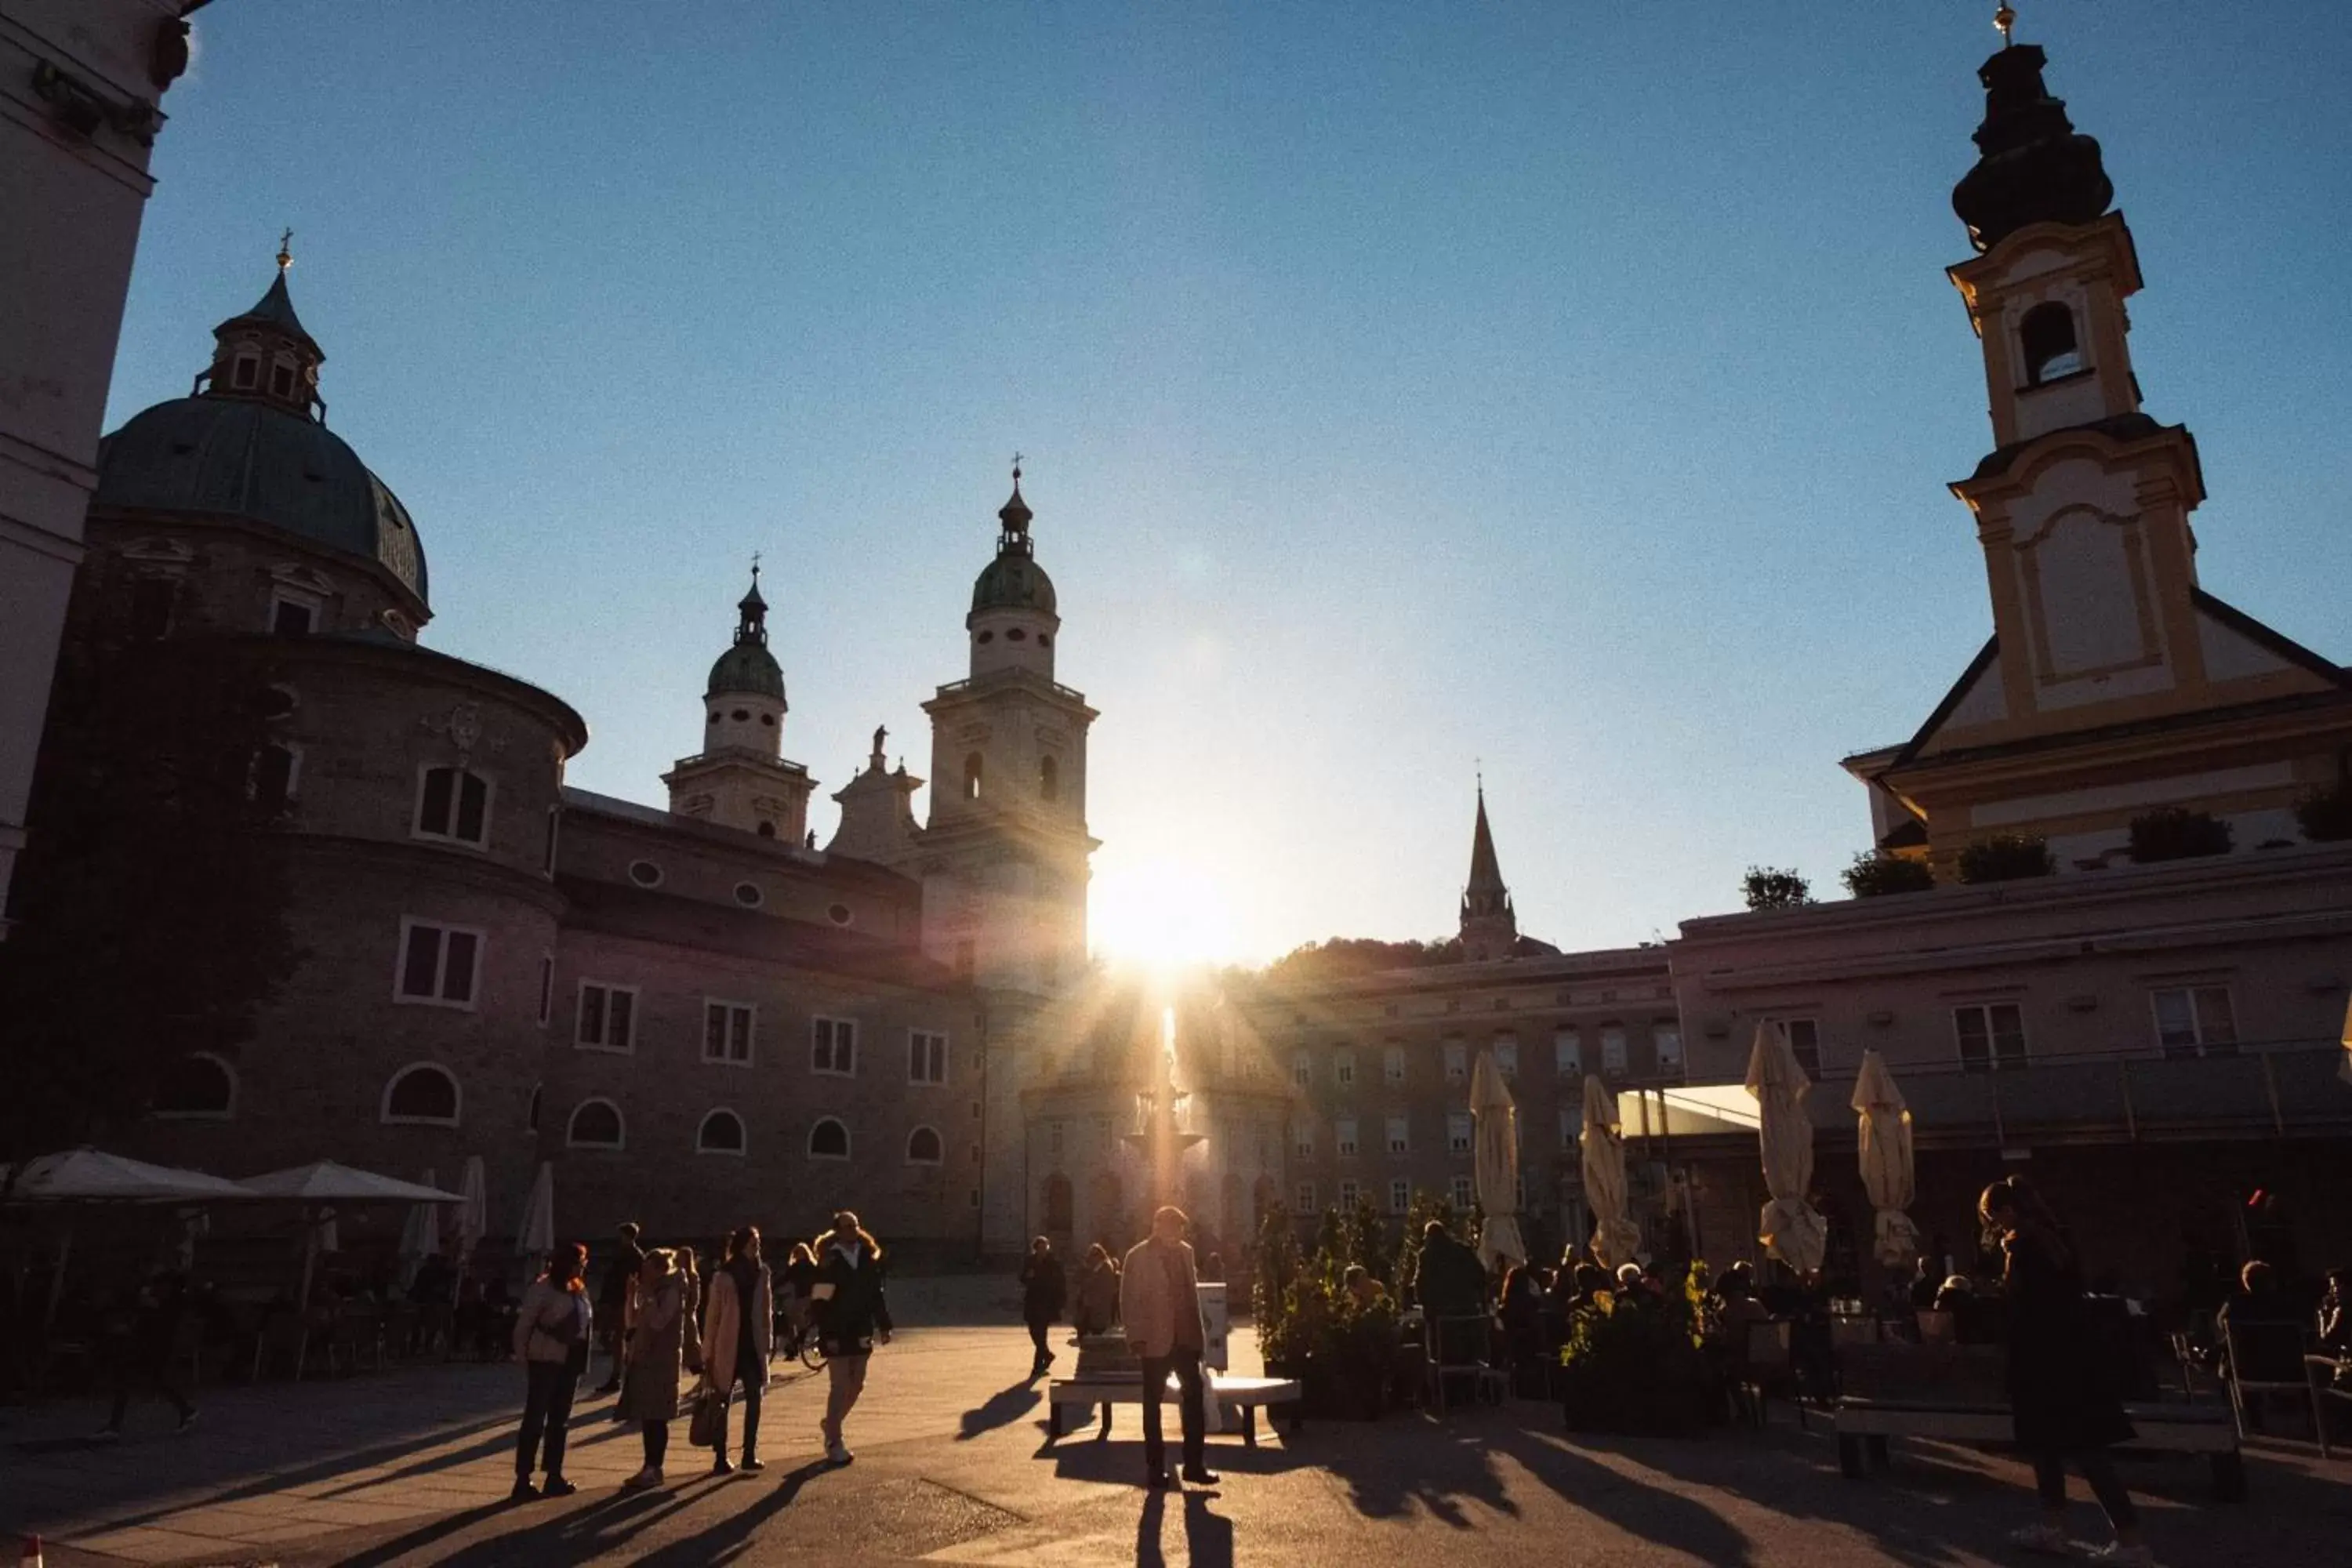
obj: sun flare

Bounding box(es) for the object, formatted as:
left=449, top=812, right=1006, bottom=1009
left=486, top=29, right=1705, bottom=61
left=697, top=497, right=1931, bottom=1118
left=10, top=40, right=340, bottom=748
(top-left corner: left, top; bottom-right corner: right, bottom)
left=1087, top=858, right=1238, bottom=974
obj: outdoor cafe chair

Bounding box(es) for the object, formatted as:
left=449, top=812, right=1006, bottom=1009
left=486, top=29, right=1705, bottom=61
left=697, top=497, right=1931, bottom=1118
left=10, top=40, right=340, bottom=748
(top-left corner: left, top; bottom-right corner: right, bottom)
left=1738, top=1319, right=1806, bottom=1431
left=2303, top=1356, right=2352, bottom=1460
left=2221, top=1318, right=2320, bottom=1442
left=1422, top=1313, right=1495, bottom=1416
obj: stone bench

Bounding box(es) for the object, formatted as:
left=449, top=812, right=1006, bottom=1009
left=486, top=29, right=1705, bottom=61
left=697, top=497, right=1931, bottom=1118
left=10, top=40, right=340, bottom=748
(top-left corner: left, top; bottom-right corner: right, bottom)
left=1045, top=1374, right=1303, bottom=1446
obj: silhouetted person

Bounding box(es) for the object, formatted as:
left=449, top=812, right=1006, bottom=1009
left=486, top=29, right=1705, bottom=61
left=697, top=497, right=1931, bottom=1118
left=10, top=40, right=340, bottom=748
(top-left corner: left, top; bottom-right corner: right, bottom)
left=1122, top=1205, right=1215, bottom=1490
left=95, top=1272, right=195, bottom=1438
left=593, top=1221, right=643, bottom=1396
left=510, top=1243, right=590, bottom=1501
left=1019, top=1236, right=1066, bottom=1377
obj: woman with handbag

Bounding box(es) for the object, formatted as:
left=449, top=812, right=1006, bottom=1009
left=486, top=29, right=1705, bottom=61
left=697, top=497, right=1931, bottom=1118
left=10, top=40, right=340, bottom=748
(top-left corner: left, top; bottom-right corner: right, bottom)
left=696, top=1225, right=775, bottom=1475
left=617, top=1248, right=684, bottom=1491
left=509, top=1243, right=591, bottom=1503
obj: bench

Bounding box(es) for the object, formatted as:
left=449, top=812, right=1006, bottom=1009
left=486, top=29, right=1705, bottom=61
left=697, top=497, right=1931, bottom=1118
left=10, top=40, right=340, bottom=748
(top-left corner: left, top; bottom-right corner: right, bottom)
left=1045, top=1374, right=1303, bottom=1446
left=1831, top=1343, right=2244, bottom=1501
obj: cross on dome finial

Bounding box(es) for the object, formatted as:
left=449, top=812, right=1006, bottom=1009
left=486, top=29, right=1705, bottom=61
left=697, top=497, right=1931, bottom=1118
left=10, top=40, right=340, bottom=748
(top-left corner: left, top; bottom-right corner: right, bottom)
left=277, top=227, right=294, bottom=274
left=1994, top=3, right=2016, bottom=45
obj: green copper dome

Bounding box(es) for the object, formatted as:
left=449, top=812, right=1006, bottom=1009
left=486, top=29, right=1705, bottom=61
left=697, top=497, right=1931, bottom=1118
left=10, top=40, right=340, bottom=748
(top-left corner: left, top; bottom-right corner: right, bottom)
left=706, top=572, right=786, bottom=701
left=968, top=471, right=1056, bottom=616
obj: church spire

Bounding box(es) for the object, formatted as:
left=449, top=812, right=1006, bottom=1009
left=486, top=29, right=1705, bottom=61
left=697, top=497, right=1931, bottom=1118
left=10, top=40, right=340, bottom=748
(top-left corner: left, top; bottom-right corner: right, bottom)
left=200, top=245, right=327, bottom=417
left=1459, top=780, right=1519, bottom=962
left=1951, top=19, right=2114, bottom=252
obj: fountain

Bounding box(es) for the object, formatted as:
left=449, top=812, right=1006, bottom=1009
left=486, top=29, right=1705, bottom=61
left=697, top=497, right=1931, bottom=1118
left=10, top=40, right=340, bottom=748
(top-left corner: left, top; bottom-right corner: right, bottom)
left=1122, top=1004, right=1208, bottom=1217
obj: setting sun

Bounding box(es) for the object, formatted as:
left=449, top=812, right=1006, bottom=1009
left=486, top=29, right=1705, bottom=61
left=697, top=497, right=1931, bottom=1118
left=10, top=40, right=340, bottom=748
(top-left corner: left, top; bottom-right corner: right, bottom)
left=1087, top=857, right=1238, bottom=973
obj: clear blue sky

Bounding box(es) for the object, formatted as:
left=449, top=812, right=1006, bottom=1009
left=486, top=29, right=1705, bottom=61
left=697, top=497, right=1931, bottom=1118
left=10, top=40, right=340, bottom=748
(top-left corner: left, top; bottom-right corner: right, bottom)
left=106, top=2, right=2352, bottom=963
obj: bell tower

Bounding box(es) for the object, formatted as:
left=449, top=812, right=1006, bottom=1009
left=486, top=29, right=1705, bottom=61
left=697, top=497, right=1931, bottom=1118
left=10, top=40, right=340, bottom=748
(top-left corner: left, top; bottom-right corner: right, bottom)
left=662, top=566, right=816, bottom=842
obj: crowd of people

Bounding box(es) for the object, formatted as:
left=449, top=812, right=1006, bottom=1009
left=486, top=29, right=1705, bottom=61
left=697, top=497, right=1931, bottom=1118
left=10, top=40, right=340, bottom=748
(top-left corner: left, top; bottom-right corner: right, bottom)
left=508, top=1208, right=892, bottom=1503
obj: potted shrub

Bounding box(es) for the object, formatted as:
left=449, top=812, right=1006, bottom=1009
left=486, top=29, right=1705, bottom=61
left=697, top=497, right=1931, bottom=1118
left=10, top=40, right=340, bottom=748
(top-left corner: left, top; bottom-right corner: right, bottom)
left=1556, top=1288, right=1712, bottom=1436
left=1742, top=866, right=1813, bottom=910
left=1956, top=833, right=2053, bottom=883
left=1842, top=852, right=1934, bottom=897
left=2296, top=779, right=2352, bottom=842
left=2128, top=807, right=2233, bottom=862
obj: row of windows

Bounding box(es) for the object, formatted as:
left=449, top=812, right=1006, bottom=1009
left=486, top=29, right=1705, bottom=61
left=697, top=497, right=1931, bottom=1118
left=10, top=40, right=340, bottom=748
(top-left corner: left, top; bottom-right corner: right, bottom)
left=1290, top=1027, right=1680, bottom=1088
left=1283, top=984, right=1673, bottom=1029
left=959, top=751, right=1062, bottom=804
left=564, top=1101, right=945, bottom=1164
left=1298, top=1176, right=1484, bottom=1216
left=1765, top=989, right=2239, bottom=1076
left=1295, top=1111, right=1491, bottom=1160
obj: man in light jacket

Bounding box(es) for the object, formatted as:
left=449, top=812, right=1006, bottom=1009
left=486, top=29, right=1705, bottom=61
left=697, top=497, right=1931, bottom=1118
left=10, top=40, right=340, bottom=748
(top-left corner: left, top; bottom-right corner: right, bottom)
left=1120, top=1205, right=1218, bottom=1490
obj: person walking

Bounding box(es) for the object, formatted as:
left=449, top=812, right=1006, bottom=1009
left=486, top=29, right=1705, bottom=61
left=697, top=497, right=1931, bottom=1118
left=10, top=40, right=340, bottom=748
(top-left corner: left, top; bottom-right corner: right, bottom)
left=593, top=1221, right=644, bottom=1397
left=94, top=1270, right=197, bottom=1438
left=617, top=1247, right=684, bottom=1491
left=1019, top=1236, right=1067, bottom=1378
left=1120, top=1205, right=1216, bottom=1490
left=699, top=1225, right=774, bottom=1475
left=812, top=1210, right=891, bottom=1466
left=509, top=1243, right=591, bottom=1502
left=780, top=1241, right=820, bottom=1359
left=1980, top=1178, right=2154, bottom=1566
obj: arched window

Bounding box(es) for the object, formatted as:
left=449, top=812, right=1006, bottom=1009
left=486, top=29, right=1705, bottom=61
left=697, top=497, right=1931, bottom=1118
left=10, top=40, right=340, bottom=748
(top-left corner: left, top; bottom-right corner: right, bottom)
left=1038, top=754, right=1059, bottom=802
left=252, top=743, right=298, bottom=813
left=382, top=1062, right=461, bottom=1126
left=1043, top=1172, right=1074, bottom=1232
left=906, top=1125, right=943, bottom=1165
left=567, top=1098, right=624, bottom=1149
left=756, top=820, right=776, bottom=839
left=2020, top=302, right=2082, bottom=385
left=414, top=765, right=492, bottom=846
left=152, top=1052, right=237, bottom=1120
left=808, top=1117, right=850, bottom=1160
left=697, top=1109, right=746, bottom=1156
left=964, top=752, right=983, bottom=801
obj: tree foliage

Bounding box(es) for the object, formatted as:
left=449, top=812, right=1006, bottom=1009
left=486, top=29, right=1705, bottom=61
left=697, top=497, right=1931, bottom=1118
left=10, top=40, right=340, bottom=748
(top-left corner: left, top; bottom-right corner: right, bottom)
left=0, top=632, right=300, bottom=1169
left=1740, top=866, right=1812, bottom=911
left=1841, top=851, right=1934, bottom=898
left=2292, top=779, right=2352, bottom=843
left=1955, top=833, right=2055, bottom=884
left=2128, top=807, right=2234, bottom=863
left=1261, top=935, right=1464, bottom=982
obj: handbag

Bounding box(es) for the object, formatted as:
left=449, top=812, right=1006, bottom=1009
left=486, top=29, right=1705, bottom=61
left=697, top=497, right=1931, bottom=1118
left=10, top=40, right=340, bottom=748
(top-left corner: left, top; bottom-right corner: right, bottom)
left=688, top=1379, right=724, bottom=1448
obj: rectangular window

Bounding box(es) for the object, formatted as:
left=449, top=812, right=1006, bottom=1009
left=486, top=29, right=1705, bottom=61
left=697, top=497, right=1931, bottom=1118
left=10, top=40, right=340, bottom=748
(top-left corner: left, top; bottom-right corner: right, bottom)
left=2151, top=986, right=2238, bottom=1058
left=1049, top=1120, right=1064, bottom=1157
left=535, top=955, right=553, bottom=1026
left=394, top=918, right=481, bottom=1008
left=1388, top=1178, right=1410, bottom=1214
left=1334, top=1048, right=1356, bottom=1088
left=811, top=1016, right=858, bottom=1076
left=1600, top=1026, right=1628, bottom=1076
left=1652, top=1025, right=1684, bottom=1077
left=231, top=356, right=257, bottom=389
left=1334, top=1118, right=1359, bottom=1158
left=1450, top=1174, right=1474, bottom=1210
left=1443, top=1039, right=1468, bottom=1083
left=1338, top=1178, right=1359, bottom=1210
left=1446, top=1112, right=1473, bottom=1155
left=1294, top=1120, right=1316, bottom=1159
left=251, top=743, right=298, bottom=811
left=1954, top=1003, right=2028, bottom=1073
left=1292, top=1050, right=1312, bottom=1088
left=1494, top=1036, right=1518, bottom=1080
left=703, top=1000, right=755, bottom=1065
left=1559, top=1104, right=1577, bottom=1150
left=270, top=595, right=316, bottom=636
left=1382, top=1044, right=1406, bottom=1086
left=1780, top=1018, right=1823, bottom=1077
left=413, top=765, right=492, bottom=847
left=542, top=807, right=561, bottom=875
left=1296, top=1180, right=1317, bottom=1213
left=270, top=363, right=295, bottom=397
left=1555, top=1029, right=1583, bottom=1077
left=575, top=982, right=636, bottom=1051
left=1385, top=1115, right=1410, bottom=1155
left=909, top=1029, right=949, bottom=1083
left=129, top=576, right=178, bottom=640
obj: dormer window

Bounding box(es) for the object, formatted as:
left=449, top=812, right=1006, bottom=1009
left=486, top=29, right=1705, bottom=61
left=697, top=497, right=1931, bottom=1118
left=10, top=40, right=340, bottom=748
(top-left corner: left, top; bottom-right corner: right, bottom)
left=1039, top=753, right=1059, bottom=802
left=270, top=363, right=295, bottom=397
left=2020, top=302, right=2082, bottom=385
left=232, top=356, right=258, bottom=389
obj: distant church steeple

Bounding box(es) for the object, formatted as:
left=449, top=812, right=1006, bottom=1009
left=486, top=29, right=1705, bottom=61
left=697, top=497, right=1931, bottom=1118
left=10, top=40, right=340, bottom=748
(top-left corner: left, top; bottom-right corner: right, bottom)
left=663, top=562, right=814, bottom=843
left=1459, top=781, right=1519, bottom=963
left=198, top=238, right=326, bottom=418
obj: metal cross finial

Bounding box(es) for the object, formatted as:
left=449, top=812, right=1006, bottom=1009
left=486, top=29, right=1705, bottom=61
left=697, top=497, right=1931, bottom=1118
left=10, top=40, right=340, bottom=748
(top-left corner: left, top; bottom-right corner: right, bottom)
left=1994, top=4, right=2016, bottom=45
left=750, top=550, right=761, bottom=579
left=1011, top=451, right=1024, bottom=481
left=277, top=227, right=294, bottom=273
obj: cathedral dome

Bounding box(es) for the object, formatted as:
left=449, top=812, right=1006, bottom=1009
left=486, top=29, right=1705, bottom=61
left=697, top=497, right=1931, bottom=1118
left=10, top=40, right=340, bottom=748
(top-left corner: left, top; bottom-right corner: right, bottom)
left=706, top=640, right=785, bottom=701
left=94, top=394, right=428, bottom=604
left=971, top=553, right=1057, bottom=616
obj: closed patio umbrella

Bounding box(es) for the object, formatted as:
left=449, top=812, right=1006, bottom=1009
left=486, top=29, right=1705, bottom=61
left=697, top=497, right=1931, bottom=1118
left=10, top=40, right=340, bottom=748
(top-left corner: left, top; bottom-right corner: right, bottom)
left=516, top=1161, right=555, bottom=1259
left=1744, top=1022, right=1827, bottom=1276
left=1471, top=1050, right=1526, bottom=1271
left=1851, top=1051, right=1920, bottom=1269
left=1578, top=1074, right=1641, bottom=1270
left=454, top=1155, right=488, bottom=1265
left=2339, top=995, right=2351, bottom=1086
left=398, top=1167, right=441, bottom=1289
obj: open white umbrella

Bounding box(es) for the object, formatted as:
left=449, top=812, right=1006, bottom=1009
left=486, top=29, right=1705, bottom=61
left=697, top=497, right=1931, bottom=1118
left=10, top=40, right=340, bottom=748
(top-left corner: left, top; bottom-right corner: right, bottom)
left=1851, top=1050, right=1921, bottom=1269
left=1578, top=1075, right=1642, bottom=1270
left=240, top=1160, right=465, bottom=1205
left=1, top=1149, right=252, bottom=1204
left=1744, top=1022, right=1827, bottom=1276
left=516, top=1161, right=555, bottom=1259
left=1470, top=1049, right=1526, bottom=1271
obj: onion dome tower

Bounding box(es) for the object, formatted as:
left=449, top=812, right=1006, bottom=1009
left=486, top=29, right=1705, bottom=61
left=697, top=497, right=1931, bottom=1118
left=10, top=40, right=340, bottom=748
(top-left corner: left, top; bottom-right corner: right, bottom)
left=663, top=564, right=815, bottom=843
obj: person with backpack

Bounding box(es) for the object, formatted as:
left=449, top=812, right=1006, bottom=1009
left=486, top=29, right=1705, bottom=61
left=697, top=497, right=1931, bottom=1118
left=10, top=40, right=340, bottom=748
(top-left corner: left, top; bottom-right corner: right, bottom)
left=509, top=1243, right=591, bottom=1502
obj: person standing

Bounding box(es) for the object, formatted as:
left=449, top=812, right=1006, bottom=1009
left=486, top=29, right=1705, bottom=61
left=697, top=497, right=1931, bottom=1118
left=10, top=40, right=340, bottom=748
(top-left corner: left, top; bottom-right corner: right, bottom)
left=95, top=1270, right=196, bottom=1438
left=593, top=1221, right=644, bottom=1397
left=1980, top=1178, right=2153, bottom=1566
left=617, top=1248, right=684, bottom=1491
left=813, top=1210, right=891, bottom=1466
left=1073, top=1243, right=1120, bottom=1338
left=1019, top=1236, right=1067, bottom=1378
left=699, top=1225, right=774, bottom=1475
left=676, top=1246, right=704, bottom=1379
left=510, top=1243, right=590, bottom=1502
left=779, top=1240, right=820, bottom=1358
left=1121, top=1206, right=1217, bottom=1490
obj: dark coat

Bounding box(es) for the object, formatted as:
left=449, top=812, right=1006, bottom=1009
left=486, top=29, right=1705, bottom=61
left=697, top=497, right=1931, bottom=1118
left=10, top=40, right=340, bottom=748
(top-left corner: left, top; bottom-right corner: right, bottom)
left=1019, top=1254, right=1067, bottom=1323
left=2002, top=1225, right=2133, bottom=1452
left=815, top=1240, right=892, bottom=1356
left=1415, top=1233, right=1487, bottom=1316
